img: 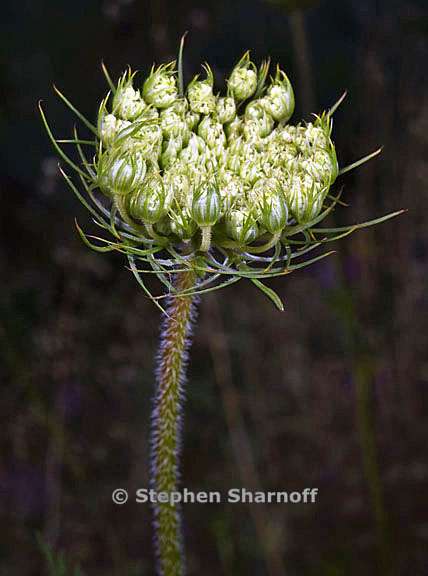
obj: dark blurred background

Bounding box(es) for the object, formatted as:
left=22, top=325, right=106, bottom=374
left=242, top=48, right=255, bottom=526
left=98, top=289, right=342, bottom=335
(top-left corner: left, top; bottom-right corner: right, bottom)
left=1, top=0, right=427, bottom=575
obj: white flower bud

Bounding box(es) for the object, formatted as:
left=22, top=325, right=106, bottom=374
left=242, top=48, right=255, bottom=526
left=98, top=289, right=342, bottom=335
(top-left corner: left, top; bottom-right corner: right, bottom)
left=214, top=144, right=227, bottom=167
left=122, top=123, right=163, bottom=161
left=304, top=123, right=330, bottom=149
left=251, top=178, right=289, bottom=233
left=216, top=97, right=236, bottom=124
left=284, top=173, right=324, bottom=223
left=185, top=110, right=200, bottom=131
left=226, top=152, right=242, bottom=173
left=179, top=133, right=206, bottom=164
left=244, top=100, right=275, bottom=138
left=225, top=116, right=243, bottom=140
left=163, top=167, right=191, bottom=210
left=187, top=65, right=216, bottom=114
left=239, top=156, right=263, bottom=185
left=228, top=52, right=258, bottom=101
left=248, top=177, right=280, bottom=217
left=113, top=77, right=146, bottom=121
left=301, top=148, right=338, bottom=185
left=143, top=63, right=178, bottom=109
left=262, top=67, right=295, bottom=122
left=160, top=107, right=191, bottom=143
left=139, top=106, right=159, bottom=122
left=161, top=136, right=183, bottom=169
left=197, top=116, right=226, bottom=149
left=99, top=113, right=119, bottom=146
left=169, top=99, right=188, bottom=115
left=217, top=170, right=244, bottom=212
left=227, top=136, right=246, bottom=157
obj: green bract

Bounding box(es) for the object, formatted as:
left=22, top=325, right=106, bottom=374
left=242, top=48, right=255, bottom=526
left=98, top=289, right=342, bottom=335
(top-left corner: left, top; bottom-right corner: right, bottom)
left=41, top=42, right=401, bottom=310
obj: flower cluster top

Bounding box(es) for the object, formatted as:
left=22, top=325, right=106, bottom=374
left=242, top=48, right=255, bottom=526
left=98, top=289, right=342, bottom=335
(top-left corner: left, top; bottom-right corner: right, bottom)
left=41, top=47, right=398, bottom=306
left=95, top=53, right=338, bottom=251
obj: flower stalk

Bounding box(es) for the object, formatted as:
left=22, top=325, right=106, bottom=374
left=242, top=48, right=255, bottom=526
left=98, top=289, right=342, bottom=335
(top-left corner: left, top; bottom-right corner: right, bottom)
left=151, top=267, right=198, bottom=576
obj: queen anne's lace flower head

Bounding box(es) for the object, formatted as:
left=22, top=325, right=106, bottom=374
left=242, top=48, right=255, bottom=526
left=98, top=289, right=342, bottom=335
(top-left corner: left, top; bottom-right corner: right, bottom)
left=41, top=44, right=400, bottom=309
left=94, top=55, right=338, bottom=235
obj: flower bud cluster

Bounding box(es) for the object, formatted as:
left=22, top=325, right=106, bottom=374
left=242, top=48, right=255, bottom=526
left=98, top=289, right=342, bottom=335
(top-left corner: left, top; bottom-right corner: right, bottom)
left=94, top=54, right=338, bottom=250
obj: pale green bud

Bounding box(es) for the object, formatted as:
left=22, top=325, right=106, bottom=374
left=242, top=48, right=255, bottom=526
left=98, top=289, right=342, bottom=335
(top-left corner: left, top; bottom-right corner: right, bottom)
left=160, top=107, right=191, bottom=142
left=228, top=52, right=258, bottom=101
left=226, top=151, right=242, bottom=173
left=249, top=177, right=279, bottom=217
left=260, top=189, right=289, bottom=234
left=99, top=113, right=119, bottom=146
left=216, top=96, right=236, bottom=124
left=127, top=173, right=165, bottom=224
left=187, top=65, right=216, bottom=114
left=169, top=98, right=188, bottom=115
left=139, top=106, right=159, bottom=122
left=213, top=144, right=227, bottom=168
left=201, top=151, right=219, bottom=175
left=275, top=125, right=297, bottom=145
left=121, top=123, right=163, bottom=161
left=262, top=67, right=295, bottom=122
left=197, top=116, right=226, bottom=149
left=143, top=63, right=178, bottom=109
left=305, top=122, right=330, bottom=149
left=271, top=142, right=299, bottom=167
left=284, top=173, right=324, bottom=223
left=225, top=116, right=243, bottom=140
left=161, top=136, right=183, bottom=169
left=185, top=110, right=200, bottom=131
left=114, top=119, right=135, bottom=142
left=244, top=100, right=275, bottom=138
left=226, top=209, right=259, bottom=244
left=239, top=156, right=263, bottom=185
left=163, top=168, right=190, bottom=210
left=301, top=147, right=338, bottom=185
left=98, top=149, right=147, bottom=197
left=293, top=125, right=315, bottom=152
left=191, top=181, right=221, bottom=226
left=243, top=119, right=274, bottom=140
left=245, top=100, right=266, bottom=122
left=179, top=133, right=206, bottom=164
left=217, top=170, right=244, bottom=211
left=242, top=121, right=260, bottom=141
left=226, top=138, right=252, bottom=172
left=113, top=80, right=146, bottom=120
left=226, top=136, right=245, bottom=162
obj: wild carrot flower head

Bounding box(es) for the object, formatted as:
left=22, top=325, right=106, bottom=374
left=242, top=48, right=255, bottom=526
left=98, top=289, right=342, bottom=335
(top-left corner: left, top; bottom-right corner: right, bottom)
left=40, top=39, right=401, bottom=311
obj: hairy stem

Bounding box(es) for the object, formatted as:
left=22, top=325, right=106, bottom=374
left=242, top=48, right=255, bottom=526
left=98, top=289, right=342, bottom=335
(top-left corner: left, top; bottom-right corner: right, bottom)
left=200, top=226, right=212, bottom=252
left=151, top=267, right=198, bottom=576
